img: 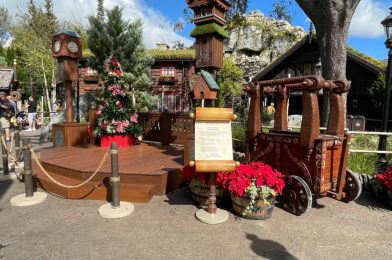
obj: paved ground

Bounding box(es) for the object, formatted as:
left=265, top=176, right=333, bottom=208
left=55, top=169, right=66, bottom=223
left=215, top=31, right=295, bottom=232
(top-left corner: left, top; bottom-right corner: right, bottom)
left=0, top=180, right=391, bottom=260
left=0, top=130, right=391, bottom=259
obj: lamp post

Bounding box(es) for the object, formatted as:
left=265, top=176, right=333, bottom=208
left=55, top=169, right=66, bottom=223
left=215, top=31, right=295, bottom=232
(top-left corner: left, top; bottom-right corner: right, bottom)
left=378, top=7, right=392, bottom=172
left=314, top=58, right=322, bottom=76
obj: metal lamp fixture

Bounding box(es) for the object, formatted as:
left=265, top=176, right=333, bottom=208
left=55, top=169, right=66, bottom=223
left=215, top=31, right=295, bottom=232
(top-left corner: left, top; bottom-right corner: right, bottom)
left=377, top=7, right=392, bottom=171
left=381, top=7, right=392, bottom=49
left=314, top=58, right=322, bottom=76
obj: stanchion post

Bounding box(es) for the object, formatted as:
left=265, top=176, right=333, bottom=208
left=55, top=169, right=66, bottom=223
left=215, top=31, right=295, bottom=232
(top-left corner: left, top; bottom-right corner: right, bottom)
left=1, top=133, right=9, bottom=175
left=14, top=130, right=22, bottom=162
left=98, top=142, right=134, bottom=218
left=10, top=138, right=47, bottom=207
left=23, top=138, right=33, bottom=197
left=110, top=142, right=120, bottom=208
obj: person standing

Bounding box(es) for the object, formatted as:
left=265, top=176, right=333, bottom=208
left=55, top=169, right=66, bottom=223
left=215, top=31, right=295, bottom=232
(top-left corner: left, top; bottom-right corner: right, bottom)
left=26, top=96, right=37, bottom=131
left=0, top=92, right=12, bottom=141
left=7, top=95, right=17, bottom=129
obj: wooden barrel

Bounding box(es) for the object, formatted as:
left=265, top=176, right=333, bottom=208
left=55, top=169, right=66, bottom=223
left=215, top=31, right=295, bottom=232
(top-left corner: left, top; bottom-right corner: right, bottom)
left=387, top=190, right=392, bottom=208
left=231, top=193, right=275, bottom=220
left=189, top=180, right=226, bottom=206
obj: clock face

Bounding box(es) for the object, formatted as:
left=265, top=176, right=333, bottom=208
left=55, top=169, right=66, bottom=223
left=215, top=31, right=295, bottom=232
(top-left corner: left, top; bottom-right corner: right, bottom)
left=67, top=41, right=79, bottom=53
left=53, top=40, right=61, bottom=53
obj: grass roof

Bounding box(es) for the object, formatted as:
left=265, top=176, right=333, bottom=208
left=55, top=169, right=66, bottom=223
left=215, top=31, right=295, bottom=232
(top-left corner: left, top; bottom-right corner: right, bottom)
left=347, top=47, right=386, bottom=69
left=190, top=23, right=229, bottom=38
left=148, top=49, right=195, bottom=59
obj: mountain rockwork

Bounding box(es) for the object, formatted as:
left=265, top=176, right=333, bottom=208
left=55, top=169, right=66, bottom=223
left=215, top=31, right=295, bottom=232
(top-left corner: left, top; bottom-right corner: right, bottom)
left=224, top=10, right=306, bottom=81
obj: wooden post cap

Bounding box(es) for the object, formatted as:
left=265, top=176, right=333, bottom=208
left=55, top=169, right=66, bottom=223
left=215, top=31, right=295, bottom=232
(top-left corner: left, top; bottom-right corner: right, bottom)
left=189, top=112, right=195, bottom=119
left=189, top=161, right=195, bottom=167
left=235, top=161, right=240, bottom=167
left=232, top=114, right=238, bottom=120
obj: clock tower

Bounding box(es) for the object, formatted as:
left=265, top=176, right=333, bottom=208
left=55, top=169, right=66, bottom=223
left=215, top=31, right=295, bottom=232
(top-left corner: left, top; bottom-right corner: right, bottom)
left=51, top=29, right=87, bottom=147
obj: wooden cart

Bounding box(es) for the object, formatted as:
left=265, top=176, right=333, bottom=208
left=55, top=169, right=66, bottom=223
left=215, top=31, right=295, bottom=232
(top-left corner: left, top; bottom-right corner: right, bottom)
left=245, top=76, right=362, bottom=215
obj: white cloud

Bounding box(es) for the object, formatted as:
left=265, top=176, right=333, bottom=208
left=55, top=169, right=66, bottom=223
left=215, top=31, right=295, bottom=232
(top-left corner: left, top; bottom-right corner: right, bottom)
left=349, top=0, right=389, bottom=38
left=1, top=0, right=193, bottom=49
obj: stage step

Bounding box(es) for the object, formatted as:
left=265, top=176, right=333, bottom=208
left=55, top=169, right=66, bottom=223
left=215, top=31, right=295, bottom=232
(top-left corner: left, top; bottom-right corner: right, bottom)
left=33, top=164, right=155, bottom=203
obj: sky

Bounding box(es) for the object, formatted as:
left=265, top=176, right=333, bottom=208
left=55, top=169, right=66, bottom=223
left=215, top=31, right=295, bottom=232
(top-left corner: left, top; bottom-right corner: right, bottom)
left=1, top=0, right=391, bottom=60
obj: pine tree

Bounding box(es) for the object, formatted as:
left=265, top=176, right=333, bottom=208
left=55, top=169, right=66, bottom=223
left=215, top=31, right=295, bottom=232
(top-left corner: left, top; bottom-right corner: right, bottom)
left=97, top=0, right=105, bottom=20
left=87, top=5, right=153, bottom=91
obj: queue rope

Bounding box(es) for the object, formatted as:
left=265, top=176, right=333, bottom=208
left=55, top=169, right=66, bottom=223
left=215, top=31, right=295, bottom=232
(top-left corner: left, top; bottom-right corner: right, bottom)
left=30, top=147, right=110, bottom=189
left=1, top=133, right=23, bottom=169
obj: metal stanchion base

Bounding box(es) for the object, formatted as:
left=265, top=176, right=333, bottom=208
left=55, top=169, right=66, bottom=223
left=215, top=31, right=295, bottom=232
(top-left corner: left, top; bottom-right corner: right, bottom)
left=98, top=202, right=134, bottom=219
left=195, top=208, right=229, bottom=225
left=10, top=192, right=47, bottom=207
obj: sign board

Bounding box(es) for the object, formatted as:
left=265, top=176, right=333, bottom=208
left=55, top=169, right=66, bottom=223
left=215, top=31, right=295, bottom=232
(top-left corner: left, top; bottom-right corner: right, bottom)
left=194, top=120, right=233, bottom=161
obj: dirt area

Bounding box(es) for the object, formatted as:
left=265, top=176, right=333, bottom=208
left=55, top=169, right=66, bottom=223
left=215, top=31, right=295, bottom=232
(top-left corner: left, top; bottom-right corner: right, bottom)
left=0, top=179, right=391, bottom=260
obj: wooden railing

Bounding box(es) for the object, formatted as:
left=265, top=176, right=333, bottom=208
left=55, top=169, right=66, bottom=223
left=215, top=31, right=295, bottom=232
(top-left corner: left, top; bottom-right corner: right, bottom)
left=89, top=109, right=194, bottom=145
left=139, top=111, right=194, bottom=145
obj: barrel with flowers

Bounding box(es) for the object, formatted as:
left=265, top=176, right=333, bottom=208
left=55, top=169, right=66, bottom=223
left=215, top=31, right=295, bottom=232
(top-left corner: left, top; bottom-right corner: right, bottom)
left=182, top=165, right=227, bottom=206
left=221, top=162, right=285, bottom=220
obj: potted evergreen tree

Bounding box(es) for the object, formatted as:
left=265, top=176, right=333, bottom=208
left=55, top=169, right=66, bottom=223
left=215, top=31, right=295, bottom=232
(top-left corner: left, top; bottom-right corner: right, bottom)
left=95, top=58, right=142, bottom=147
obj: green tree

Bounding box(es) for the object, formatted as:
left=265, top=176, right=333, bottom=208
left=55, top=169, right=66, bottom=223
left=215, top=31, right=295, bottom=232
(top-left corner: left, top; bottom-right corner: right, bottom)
left=11, top=0, right=58, bottom=109
left=270, top=0, right=293, bottom=23
left=97, top=0, right=105, bottom=21
left=0, top=6, right=12, bottom=45
left=87, top=5, right=153, bottom=91
left=369, top=73, right=387, bottom=115
left=217, top=57, right=244, bottom=107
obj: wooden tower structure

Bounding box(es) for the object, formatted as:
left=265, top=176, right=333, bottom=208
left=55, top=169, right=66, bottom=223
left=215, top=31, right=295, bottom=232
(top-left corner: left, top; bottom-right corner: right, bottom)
left=51, top=29, right=88, bottom=147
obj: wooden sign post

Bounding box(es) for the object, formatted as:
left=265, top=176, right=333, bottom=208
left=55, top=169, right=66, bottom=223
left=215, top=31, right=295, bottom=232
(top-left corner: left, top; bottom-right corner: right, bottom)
left=189, top=107, right=239, bottom=224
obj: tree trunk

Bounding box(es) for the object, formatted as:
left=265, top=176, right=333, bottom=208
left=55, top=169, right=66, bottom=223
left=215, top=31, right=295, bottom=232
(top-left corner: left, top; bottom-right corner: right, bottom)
left=295, top=0, right=361, bottom=126
left=41, top=59, right=52, bottom=113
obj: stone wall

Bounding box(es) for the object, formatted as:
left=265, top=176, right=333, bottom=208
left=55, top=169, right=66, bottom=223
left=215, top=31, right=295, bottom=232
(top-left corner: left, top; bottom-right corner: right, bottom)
left=224, top=10, right=306, bottom=81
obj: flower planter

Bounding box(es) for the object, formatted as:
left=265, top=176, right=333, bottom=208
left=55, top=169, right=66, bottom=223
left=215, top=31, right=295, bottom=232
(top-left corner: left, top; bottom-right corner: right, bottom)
left=189, top=179, right=226, bottom=206
left=231, top=193, right=276, bottom=220
left=101, top=135, right=135, bottom=148
left=388, top=190, right=392, bottom=208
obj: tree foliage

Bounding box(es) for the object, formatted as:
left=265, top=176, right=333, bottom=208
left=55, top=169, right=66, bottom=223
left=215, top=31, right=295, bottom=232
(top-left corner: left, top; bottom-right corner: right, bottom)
left=11, top=0, right=58, bottom=97
left=87, top=5, right=153, bottom=90
left=217, top=57, right=245, bottom=107
left=270, top=0, right=293, bottom=23
left=0, top=6, right=12, bottom=44
left=368, top=73, right=387, bottom=114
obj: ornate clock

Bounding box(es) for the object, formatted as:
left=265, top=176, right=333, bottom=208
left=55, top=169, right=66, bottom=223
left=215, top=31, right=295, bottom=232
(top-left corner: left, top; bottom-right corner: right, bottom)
left=52, top=29, right=83, bottom=59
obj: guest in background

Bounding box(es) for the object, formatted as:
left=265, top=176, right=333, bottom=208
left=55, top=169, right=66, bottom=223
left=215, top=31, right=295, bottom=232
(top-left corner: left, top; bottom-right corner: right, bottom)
left=25, top=96, right=37, bottom=131
left=7, top=95, right=18, bottom=129
left=0, top=92, right=12, bottom=141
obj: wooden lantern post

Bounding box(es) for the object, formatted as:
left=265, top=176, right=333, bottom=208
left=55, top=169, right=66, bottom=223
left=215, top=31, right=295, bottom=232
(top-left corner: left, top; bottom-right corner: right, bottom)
left=51, top=29, right=88, bottom=147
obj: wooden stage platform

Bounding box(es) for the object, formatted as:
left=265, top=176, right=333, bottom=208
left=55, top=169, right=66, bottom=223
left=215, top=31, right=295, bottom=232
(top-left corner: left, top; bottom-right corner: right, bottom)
left=33, top=143, right=184, bottom=203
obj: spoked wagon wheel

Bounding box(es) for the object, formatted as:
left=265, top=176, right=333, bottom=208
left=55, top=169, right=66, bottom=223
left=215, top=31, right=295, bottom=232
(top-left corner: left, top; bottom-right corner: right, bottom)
left=342, top=169, right=362, bottom=202
left=277, top=175, right=312, bottom=216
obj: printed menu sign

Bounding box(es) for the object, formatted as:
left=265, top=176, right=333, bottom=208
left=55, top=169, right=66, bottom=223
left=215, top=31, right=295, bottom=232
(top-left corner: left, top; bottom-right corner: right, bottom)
left=194, top=120, right=233, bottom=161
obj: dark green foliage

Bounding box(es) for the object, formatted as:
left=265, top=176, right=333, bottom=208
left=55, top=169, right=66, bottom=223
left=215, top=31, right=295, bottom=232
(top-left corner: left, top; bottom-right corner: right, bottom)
left=97, top=0, right=105, bottom=20
left=190, top=23, right=229, bottom=38
left=87, top=5, right=153, bottom=90
left=368, top=73, right=387, bottom=115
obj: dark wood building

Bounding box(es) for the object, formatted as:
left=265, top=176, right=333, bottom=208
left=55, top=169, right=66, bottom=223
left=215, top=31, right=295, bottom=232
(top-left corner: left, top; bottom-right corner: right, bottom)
left=253, top=36, right=385, bottom=121
left=149, top=45, right=195, bottom=112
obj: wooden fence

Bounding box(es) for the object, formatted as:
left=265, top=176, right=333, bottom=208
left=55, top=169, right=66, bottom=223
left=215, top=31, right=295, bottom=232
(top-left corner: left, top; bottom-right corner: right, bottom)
left=89, top=109, right=194, bottom=145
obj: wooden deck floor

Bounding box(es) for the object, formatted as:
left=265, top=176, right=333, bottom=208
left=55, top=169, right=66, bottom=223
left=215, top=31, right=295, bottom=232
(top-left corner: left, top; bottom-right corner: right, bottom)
left=33, top=143, right=184, bottom=203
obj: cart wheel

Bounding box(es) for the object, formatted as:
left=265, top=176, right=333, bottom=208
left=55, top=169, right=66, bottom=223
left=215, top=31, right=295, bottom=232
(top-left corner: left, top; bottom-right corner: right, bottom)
left=342, top=169, right=362, bottom=202
left=277, top=175, right=312, bottom=216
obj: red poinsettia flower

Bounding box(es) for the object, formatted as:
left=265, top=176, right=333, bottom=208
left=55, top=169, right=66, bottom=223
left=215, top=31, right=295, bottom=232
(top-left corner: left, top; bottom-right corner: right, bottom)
left=376, top=167, right=392, bottom=191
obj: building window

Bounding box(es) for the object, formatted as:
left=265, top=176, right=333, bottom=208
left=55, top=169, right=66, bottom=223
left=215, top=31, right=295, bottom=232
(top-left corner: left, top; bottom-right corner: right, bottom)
left=352, top=99, right=358, bottom=108
left=175, top=95, right=181, bottom=111
left=201, top=9, right=207, bottom=17
left=161, top=66, right=175, bottom=77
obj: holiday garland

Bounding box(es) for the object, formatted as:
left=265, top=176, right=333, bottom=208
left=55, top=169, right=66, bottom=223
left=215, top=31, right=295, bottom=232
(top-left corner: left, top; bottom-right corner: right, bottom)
left=95, top=58, right=142, bottom=137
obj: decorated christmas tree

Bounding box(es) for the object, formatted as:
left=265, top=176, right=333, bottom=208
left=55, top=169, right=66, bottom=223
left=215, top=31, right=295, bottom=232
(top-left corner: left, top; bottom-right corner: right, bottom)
left=95, top=58, right=142, bottom=139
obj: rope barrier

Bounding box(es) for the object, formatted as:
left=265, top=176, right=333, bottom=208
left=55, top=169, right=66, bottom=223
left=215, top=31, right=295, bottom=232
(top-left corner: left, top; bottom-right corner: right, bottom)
left=30, top=147, right=110, bottom=189
left=1, top=133, right=23, bottom=170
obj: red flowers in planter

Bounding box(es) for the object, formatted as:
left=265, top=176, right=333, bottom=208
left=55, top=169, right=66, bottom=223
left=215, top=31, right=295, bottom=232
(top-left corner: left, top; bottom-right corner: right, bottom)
left=376, top=167, right=392, bottom=191
left=220, top=162, right=285, bottom=198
